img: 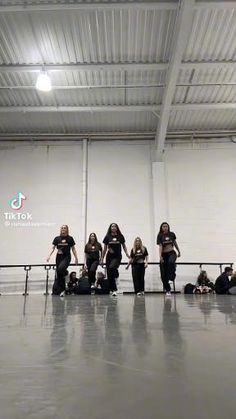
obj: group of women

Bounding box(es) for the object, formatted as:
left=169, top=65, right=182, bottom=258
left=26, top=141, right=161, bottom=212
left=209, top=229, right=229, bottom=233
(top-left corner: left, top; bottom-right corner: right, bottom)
left=47, top=222, right=181, bottom=297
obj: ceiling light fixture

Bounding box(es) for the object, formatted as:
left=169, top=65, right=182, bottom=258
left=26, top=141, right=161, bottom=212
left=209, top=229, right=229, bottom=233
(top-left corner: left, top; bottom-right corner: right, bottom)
left=36, top=70, right=52, bottom=92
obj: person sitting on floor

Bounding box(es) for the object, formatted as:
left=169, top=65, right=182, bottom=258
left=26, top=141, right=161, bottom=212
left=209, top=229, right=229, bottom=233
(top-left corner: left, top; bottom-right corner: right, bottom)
left=65, top=271, right=79, bottom=295
left=228, top=271, right=236, bottom=295
left=196, top=270, right=214, bottom=293
left=215, top=267, right=233, bottom=294
left=77, top=268, right=91, bottom=295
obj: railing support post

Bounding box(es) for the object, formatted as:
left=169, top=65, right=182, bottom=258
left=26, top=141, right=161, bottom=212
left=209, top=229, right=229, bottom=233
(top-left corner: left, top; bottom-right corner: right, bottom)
left=44, top=265, right=51, bottom=295
left=23, top=266, right=31, bottom=296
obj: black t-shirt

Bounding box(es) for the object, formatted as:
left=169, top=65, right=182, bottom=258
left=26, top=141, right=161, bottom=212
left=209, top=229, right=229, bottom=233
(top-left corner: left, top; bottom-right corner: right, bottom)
left=78, top=275, right=91, bottom=292
left=215, top=273, right=230, bottom=294
left=84, top=243, right=102, bottom=261
left=53, top=235, right=75, bottom=256
left=103, top=233, right=125, bottom=258
left=130, top=247, right=148, bottom=264
left=156, top=232, right=176, bottom=248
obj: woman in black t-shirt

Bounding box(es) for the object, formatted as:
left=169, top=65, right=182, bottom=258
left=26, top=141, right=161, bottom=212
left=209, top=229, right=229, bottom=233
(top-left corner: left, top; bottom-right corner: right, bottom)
left=127, top=237, right=149, bottom=295
left=84, top=233, right=102, bottom=286
left=156, top=222, right=181, bottom=296
left=47, top=225, right=78, bottom=296
left=101, top=223, right=129, bottom=296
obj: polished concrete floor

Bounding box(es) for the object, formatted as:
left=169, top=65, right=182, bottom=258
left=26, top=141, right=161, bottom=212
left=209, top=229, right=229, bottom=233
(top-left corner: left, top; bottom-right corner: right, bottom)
left=0, top=294, right=236, bottom=419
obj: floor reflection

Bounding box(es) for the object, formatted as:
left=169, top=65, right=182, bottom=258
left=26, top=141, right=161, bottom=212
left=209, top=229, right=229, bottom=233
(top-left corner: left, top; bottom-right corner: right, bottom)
left=162, top=296, right=185, bottom=373
left=132, top=296, right=151, bottom=357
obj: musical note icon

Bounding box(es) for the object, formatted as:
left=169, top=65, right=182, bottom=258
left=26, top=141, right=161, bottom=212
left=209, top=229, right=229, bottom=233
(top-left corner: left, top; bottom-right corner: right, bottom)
left=10, top=192, right=26, bottom=210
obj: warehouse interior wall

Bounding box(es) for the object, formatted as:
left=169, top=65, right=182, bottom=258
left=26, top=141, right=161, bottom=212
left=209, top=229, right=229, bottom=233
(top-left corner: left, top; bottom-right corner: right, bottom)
left=1, top=140, right=235, bottom=291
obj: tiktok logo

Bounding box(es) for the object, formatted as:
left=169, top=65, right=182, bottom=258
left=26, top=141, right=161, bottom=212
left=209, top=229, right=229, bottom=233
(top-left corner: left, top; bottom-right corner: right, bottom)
left=9, top=192, right=26, bottom=210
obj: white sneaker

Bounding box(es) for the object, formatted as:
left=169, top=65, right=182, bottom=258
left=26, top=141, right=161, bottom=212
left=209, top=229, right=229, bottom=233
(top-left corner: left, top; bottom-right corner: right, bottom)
left=137, top=292, right=142, bottom=296
left=165, top=292, right=171, bottom=297
left=60, top=291, right=65, bottom=297
left=111, top=291, right=117, bottom=296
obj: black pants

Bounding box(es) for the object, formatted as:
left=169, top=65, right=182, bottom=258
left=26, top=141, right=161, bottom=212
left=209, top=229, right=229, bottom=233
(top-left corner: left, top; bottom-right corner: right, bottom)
left=160, top=251, right=176, bottom=292
left=106, top=255, right=121, bottom=292
left=86, top=258, right=99, bottom=285
left=132, top=263, right=145, bottom=294
left=53, top=254, right=71, bottom=295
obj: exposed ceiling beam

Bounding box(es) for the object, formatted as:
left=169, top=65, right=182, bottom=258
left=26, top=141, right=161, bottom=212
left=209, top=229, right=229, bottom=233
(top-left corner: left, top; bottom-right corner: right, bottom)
left=0, top=2, right=178, bottom=12
left=0, top=103, right=236, bottom=113
left=181, top=61, right=236, bottom=70
left=0, top=131, right=236, bottom=142
left=0, top=61, right=235, bottom=73
left=1, top=82, right=236, bottom=90
left=0, top=1, right=235, bottom=13
left=0, top=105, right=162, bottom=113
left=154, top=0, right=195, bottom=160
left=173, top=103, right=236, bottom=111
left=195, top=1, right=236, bottom=10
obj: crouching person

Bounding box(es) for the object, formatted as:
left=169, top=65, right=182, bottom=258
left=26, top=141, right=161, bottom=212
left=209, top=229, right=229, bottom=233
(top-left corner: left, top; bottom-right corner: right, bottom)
left=76, top=268, right=91, bottom=295
left=215, top=267, right=233, bottom=294
left=66, top=271, right=79, bottom=295
left=94, top=266, right=110, bottom=295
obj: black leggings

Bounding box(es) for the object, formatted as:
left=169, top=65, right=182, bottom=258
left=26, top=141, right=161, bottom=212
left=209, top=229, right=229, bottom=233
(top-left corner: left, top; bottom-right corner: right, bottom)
left=86, top=258, right=99, bottom=285
left=53, top=254, right=71, bottom=295
left=160, top=251, right=176, bottom=292
left=132, top=264, right=145, bottom=294
left=106, top=255, right=121, bottom=292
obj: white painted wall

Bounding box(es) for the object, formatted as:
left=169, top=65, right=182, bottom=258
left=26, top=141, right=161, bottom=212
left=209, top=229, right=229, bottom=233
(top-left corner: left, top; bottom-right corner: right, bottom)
left=163, top=142, right=236, bottom=286
left=0, top=144, right=83, bottom=262
left=165, top=143, right=236, bottom=263
left=0, top=140, right=236, bottom=292
left=86, top=141, right=154, bottom=255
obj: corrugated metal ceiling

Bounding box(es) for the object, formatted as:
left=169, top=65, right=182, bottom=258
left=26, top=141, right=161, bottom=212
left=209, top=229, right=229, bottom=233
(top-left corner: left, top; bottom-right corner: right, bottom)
left=0, top=0, right=235, bottom=141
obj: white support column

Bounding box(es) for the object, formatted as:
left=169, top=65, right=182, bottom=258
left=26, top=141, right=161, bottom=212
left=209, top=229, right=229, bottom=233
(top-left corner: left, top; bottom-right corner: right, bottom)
left=152, top=161, right=169, bottom=240
left=81, top=138, right=88, bottom=248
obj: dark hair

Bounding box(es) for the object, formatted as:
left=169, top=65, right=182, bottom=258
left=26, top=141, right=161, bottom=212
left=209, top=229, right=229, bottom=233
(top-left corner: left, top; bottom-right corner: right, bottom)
left=85, top=232, right=101, bottom=251
left=69, top=271, right=77, bottom=280
left=106, top=223, right=122, bottom=235
left=224, top=267, right=233, bottom=274
left=87, top=232, right=98, bottom=244
left=158, top=222, right=170, bottom=235
left=157, top=222, right=170, bottom=243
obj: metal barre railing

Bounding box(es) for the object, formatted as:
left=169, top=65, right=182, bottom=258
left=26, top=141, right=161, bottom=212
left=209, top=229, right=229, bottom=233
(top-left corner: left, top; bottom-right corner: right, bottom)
left=0, top=262, right=234, bottom=296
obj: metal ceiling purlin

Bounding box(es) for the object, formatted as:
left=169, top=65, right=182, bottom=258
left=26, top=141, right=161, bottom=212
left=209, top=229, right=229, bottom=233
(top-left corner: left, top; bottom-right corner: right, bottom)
left=0, top=1, right=235, bottom=137
left=0, top=1, right=235, bottom=13
left=154, top=0, right=195, bottom=161
left=0, top=61, right=236, bottom=72
left=0, top=103, right=236, bottom=113
left=0, top=2, right=179, bottom=13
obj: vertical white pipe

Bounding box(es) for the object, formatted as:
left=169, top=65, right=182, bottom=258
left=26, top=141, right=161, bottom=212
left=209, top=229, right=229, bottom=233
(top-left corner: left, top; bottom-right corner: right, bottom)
left=81, top=138, right=88, bottom=248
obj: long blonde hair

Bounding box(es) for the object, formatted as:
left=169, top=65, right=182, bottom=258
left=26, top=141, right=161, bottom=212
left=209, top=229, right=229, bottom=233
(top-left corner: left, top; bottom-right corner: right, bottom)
left=60, top=225, right=69, bottom=235
left=132, top=237, right=145, bottom=254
